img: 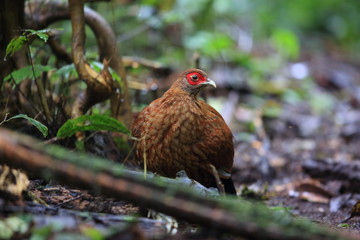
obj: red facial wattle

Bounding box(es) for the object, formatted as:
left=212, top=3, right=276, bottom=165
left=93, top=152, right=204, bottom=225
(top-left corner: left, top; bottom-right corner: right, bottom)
left=186, top=72, right=206, bottom=85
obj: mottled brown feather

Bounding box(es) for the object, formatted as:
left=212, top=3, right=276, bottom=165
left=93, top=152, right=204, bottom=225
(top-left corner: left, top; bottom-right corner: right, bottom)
left=132, top=69, right=235, bottom=193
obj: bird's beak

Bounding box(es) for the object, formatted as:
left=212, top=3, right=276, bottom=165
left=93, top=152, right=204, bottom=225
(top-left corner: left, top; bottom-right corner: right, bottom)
left=200, top=78, right=217, bottom=88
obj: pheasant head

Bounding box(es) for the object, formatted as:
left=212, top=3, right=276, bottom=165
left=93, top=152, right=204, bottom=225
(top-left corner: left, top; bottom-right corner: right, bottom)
left=171, top=69, right=216, bottom=96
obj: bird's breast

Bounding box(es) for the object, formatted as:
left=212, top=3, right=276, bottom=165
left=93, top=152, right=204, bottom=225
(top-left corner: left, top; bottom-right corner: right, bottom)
left=149, top=100, right=202, bottom=145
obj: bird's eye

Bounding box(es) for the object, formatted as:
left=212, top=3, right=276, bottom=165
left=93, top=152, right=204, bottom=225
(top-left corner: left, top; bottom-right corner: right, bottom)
left=185, top=72, right=205, bottom=85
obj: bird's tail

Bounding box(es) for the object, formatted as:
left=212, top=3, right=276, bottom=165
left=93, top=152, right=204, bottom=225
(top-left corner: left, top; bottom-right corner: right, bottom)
left=221, top=177, right=237, bottom=195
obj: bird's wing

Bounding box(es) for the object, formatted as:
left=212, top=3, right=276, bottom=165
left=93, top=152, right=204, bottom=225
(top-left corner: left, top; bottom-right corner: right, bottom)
left=196, top=101, right=234, bottom=175
left=132, top=98, right=163, bottom=138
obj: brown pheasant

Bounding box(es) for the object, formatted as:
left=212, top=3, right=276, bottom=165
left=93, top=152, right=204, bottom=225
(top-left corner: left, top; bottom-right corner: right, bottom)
left=132, top=69, right=236, bottom=194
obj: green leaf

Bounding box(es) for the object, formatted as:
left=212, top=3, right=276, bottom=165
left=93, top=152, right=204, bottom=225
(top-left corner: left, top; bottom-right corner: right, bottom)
left=88, top=60, right=122, bottom=90
left=54, top=64, right=78, bottom=79
left=7, top=114, right=48, bottom=137
left=35, top=32, right=49, bottom=42
left=337, top=223, right=350, bottom=228
left=271, top=28, right=299, bottom=59
left=185, top=31, right=233, bottom=57
left=88, top=61, right=121, bottom=82
left=82, top=227, right=104, bottom=240
left=89, top=61, right=103, bottom=72
left=5, top=36, right=27, bottom=60
left=4, top=65, right=55, bottom=84
left=4, top=28, right=62, bottom=60
left=24, top=28, right=62, bottom=43
left=57, top=114, right=130, bottom=138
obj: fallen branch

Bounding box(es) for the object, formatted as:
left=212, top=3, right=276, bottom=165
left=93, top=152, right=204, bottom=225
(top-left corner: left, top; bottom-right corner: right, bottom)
left=303, top=159, right=360, bottom=193
left=0, top=128, right=354, bottom=240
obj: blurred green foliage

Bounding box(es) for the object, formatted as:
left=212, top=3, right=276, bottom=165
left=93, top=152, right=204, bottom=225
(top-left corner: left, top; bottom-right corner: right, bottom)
left=92, top=0, right=359, bottom=116
left=0, top=215, right=31, bottom=239
left=89, top=0, right=360, bottom=65
left=8, top=0, right=358, bottom=123
left=21, top=0, right=360, bottom=84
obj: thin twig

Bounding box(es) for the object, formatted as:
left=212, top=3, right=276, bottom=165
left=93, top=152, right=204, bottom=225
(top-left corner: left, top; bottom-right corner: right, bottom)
left=121, top=138, right=136, bottom=166
left=55, top=193, right=85, bottom=207
left=27, top=44, right=52, bottom=124
left=0, top=113, right=9, bottom=125
left=9, top=76, right=41, bottom=115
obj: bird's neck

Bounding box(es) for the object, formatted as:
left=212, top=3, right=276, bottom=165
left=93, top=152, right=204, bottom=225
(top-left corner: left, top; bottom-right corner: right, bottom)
left=165, top=86, right=199, bottom=100
left=170, top=79, right=203, bottom=96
